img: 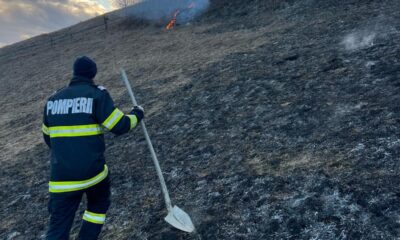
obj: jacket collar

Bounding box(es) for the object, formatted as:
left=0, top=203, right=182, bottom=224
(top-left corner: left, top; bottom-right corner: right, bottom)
left=69, top=76, right=94, bottom=86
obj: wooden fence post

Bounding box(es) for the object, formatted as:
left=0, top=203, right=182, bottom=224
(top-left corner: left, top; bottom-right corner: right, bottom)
left=104, top=15, right=109, bottom=31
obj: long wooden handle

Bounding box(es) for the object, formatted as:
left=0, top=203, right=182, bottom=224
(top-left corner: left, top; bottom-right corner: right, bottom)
left=120, top=69, right=173, bottom=212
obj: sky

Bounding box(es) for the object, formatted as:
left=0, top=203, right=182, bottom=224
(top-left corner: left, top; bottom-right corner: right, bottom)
left=0, top=0, right=118, bottom=48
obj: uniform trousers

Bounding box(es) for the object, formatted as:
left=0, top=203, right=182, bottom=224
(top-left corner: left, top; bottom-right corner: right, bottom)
left=46, top=176, right=111, bottom=240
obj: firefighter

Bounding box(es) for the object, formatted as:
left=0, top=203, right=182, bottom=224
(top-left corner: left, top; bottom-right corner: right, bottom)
left=42, top=56, right=144, bottom=240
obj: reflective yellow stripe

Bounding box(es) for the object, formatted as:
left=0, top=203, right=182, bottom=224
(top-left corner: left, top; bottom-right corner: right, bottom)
left=102, top=108, right=124, bottom=130
left=42, top=124, right=50, bottom=135
left=48, top=124, right=103, bottom=138
left=49, top=165, right=108, bottom=193
left=83, top=211, right=106, bottom=224
left=127, top=115, right=138, bottom=130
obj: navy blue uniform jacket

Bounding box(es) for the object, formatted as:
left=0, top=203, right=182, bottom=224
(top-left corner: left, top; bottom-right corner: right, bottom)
left=42, top=76, right=138, bottom=193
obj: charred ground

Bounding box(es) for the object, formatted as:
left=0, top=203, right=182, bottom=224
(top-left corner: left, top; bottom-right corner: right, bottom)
left=0, top=0, right=399, bottom=239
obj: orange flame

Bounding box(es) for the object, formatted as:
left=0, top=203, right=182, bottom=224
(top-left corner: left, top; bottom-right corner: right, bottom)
left=166, top=10, right=180, bottom=30
left=165, top=2, right=196, bottom=30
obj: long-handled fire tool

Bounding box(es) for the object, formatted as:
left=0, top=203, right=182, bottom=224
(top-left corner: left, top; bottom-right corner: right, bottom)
left=120, top=69, right=195, bottom=233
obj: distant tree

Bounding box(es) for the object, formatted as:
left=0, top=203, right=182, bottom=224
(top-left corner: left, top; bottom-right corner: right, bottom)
left=112, top=0, right=139, bottom=8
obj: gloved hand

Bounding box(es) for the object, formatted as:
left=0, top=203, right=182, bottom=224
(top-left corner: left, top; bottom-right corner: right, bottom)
left=130, top=105, right=144, bottom=122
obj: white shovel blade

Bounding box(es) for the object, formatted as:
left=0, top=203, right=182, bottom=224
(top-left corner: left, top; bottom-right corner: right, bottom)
left=164, top=206, right=195, bottom=233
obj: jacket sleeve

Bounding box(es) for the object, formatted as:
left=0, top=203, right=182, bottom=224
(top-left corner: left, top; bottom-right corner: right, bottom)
left=95, top=89, right=138, bottom=135
left=42, top=104, right=51, bottom=148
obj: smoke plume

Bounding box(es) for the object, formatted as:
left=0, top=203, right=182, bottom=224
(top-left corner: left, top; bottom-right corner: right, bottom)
left=122, top=0, right=210, bottom=23
left=342, top=31, right=376, bottom=51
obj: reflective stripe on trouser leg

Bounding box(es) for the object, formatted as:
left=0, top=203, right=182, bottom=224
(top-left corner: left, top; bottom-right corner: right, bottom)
left=78, top=176, right=110, bottom=240
left=83, top=211, right=106, bottom=224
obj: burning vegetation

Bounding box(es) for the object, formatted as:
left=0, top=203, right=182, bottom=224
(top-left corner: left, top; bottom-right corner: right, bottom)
left=166, top=10, right=180, bottom=30
left=114, top=0, right=209, bottom=29
left=166, top=2, right=197, bottom=30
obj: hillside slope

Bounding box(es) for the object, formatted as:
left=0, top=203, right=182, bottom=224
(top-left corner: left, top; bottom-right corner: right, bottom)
left=1, top=0, right=400, bottom=239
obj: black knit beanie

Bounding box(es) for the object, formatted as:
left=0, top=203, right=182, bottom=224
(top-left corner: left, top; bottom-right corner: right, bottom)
left=73, top=56, right=97, bottom=79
